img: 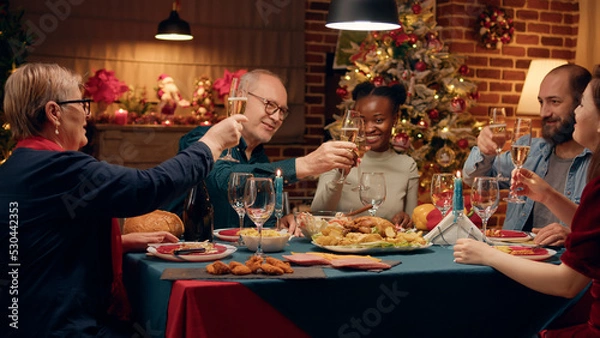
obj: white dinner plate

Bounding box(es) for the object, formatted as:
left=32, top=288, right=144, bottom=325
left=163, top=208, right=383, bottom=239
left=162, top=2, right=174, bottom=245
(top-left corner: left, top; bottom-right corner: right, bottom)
left=147, top=243, right=236, bottom=262
left=311, top=241, right=433, bottom=254
left=213, top=228, right=241, bottom=242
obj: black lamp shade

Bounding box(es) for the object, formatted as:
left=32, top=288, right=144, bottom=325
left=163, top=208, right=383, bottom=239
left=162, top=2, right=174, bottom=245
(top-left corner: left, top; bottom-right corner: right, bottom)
left=155, top=10, right=193, bottom=41
left=326, top=0, right=400, bottom=31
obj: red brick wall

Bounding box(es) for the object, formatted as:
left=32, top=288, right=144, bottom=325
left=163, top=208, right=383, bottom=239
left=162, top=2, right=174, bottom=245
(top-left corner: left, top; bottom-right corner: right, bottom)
left=270, top=0, right=580, bottom=221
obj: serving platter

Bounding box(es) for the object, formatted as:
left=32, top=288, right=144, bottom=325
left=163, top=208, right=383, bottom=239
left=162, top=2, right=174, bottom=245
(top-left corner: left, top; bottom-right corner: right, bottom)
left=312, top=241, right=433, bottom=254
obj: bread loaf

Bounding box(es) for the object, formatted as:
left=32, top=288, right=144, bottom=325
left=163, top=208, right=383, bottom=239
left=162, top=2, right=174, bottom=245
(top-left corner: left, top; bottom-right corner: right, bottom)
left=123, top=210, right=184, bottom=238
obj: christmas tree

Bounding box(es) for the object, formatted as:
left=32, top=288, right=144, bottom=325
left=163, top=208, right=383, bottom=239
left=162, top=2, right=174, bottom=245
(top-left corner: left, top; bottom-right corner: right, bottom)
left=332, top=0, right=484, bottom=193
left=0, top=0, right=33, bottom=164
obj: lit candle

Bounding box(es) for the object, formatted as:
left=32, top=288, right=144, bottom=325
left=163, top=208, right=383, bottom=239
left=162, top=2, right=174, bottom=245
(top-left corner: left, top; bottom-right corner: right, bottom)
left=453, top=171, right=464, bottom=217
left=114, top=109, right=128, bottom=125
left=275, top=169, right=283, bottom=212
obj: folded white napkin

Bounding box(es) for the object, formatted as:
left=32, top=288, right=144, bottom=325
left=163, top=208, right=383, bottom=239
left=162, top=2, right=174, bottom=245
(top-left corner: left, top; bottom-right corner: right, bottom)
left=424, top=212, right=483, bottom=245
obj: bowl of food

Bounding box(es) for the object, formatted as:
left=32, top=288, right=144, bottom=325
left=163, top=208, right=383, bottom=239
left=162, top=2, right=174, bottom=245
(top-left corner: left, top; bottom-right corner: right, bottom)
left=240, top=228, right=290, bottom=252
left=294, top=211, right=347, bottom=239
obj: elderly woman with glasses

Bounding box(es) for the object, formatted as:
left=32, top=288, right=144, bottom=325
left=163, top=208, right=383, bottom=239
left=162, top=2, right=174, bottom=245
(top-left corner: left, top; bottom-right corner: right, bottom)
left=171, top=69, right=357, bottom=232
left=0, top=63, right=246, bottom=337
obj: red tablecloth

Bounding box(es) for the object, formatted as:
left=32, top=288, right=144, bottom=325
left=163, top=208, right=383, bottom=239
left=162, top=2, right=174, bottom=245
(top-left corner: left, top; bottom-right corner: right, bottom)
left=166, top=280, right=310, bottom=338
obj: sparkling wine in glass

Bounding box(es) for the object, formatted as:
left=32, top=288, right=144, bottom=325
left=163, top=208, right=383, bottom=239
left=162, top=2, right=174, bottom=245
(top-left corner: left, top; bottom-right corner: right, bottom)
left=470, top=177, right=500, bottom=243
left=504, top=118, right=532, bottom=203
left=243, top=177, right=275, bottom=256
left=219, top=77, right=247, bottom=162
left=489, top=107, right=508, bottom=181
left=337, top=109, right=363, bottom=184
left=359, top=172, right=386, bottom=216
left=430, top=173, right=455, bottom=218
left=228, top=172, right=253, bottom=244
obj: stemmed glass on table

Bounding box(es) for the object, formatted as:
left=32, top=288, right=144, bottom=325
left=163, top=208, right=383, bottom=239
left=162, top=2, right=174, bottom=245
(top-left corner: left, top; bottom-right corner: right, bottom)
left=243, top=177, right=275, bottom=256
left=504, top=118, right=532, bottom=203
left=470, top=177, right=500, bottom=243
left=489, top=107, right=509, bottom=181
left=359, top=172, right=386, bottom=216
left=228, top=172, right=253, bottom=245
left=430, top=173, right=455, bottom=218
left=218, top=77, right=247, bottom=162
left=337, top=109, right=365, bottom=184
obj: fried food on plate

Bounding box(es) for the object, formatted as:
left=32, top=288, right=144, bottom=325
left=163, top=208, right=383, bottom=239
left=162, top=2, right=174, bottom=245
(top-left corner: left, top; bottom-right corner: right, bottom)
left=266, top=257, right=294, bottom=273
left=206, top=260, right=230, bottom=275
left=260, top=263, right=284, bottom=275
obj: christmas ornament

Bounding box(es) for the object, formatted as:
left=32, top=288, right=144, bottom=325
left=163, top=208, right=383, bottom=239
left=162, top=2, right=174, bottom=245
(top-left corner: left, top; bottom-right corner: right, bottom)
left=336, top=86, right=349, bottom=99
left=458, top=64, right=469, bottom=76
left=457, top=138, right=469, bottom=149
left=412, top=3, right=422, bottom=15
left=451, top=97, right=466, bottom=113
left=428, top=109, right=439, bottom=120
left=372, top=76, right=385, bottom=87
left=415, top=61, right=427, bottom=72
left=408, top=33, right=419, bottom=44
left=391, top=132, right=411, bottom=152
left=435, top=146, right=456, bottom=167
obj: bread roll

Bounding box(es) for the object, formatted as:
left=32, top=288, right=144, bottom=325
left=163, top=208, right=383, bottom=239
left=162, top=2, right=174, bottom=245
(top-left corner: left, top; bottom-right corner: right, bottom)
left=123, top=210, right=184, bottom=238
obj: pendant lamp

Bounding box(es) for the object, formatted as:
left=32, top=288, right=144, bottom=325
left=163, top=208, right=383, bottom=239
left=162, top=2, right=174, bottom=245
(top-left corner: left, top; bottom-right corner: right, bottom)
left=155, top=1, right=193, bottom=41
left=326, top=0, right=400, bottom=31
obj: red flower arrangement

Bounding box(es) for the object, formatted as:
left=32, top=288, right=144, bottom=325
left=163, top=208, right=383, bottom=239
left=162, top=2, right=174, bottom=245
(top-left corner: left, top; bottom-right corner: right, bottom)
left=84, top=69, right=129, bottom=104
left=477, top=6, right=514, bottom=49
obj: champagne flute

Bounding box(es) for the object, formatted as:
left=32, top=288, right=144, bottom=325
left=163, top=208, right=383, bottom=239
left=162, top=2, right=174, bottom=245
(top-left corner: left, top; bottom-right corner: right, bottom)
left=243, top=177, right=275, bottom=256
left=359, top=172, right=386, bottom=216
left=489, top=107, right=508, bottom=181
left=504, top=118, right=532, bottom=203
left=218, top=77, right=247, bottom=162
left=430, top=173, right=455, bottom=218
left=351, top=117, right=369, bottom=191
left=337, top=109, right=363, bottom=184
left=470, top=177, right=500, bottom=243
left=227, top=172, right=253, bottom=245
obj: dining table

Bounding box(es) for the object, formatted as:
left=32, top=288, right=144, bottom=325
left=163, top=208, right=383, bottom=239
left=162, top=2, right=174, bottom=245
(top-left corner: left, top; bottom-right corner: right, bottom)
left=123, top=238, right=583, bottom=338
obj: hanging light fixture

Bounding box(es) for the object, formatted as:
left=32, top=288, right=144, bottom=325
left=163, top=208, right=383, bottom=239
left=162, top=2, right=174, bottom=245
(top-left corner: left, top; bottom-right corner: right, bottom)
left=325, top=0, right=400, bottom=31
left=155, top=0, right=193, bottom=41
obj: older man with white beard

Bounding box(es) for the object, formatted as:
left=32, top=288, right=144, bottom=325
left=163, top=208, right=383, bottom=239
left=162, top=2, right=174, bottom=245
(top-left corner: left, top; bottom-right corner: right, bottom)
left=463, top=64, right=592, bottom=247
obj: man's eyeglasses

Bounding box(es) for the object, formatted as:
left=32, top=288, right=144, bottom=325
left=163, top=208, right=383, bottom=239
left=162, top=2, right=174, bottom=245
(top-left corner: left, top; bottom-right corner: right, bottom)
left=247, top=92, right=289, bottom=121
left=56, top=98, right=93, bottom=117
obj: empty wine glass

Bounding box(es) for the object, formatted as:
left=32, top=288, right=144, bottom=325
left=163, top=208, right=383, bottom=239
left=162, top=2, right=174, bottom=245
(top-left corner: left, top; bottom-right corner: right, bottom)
left=219, top=77, right=247, bottom=162
left=337, top=109, right=364, bottom=184
left=228, top=172, right=253, bottom=244
left=430, top=173, right=455, bottom=218
left=243, top=177, right=275, bottom=256
left=359, top=172, right=386, bottom=216
left=489, top=107, right=508, bottom=181
left=504, top=118, right=532, bottom=203
left=470, top=177, right=500, bottom=243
